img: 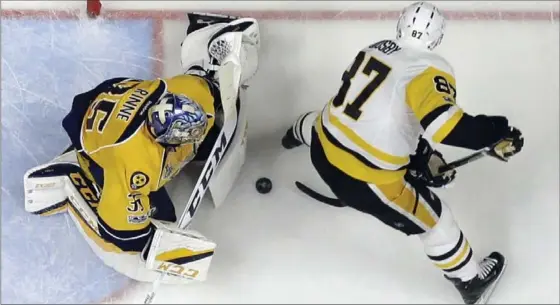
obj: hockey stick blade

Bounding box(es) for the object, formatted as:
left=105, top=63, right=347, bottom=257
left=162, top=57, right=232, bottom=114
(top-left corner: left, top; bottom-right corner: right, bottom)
left=294, top=181, right=345, bottom=207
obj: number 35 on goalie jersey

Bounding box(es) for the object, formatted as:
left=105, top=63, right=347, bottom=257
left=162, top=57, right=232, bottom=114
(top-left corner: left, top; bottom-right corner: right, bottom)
left=62, top=75, right=216, bottom=252
left=317, top=39, right=463, bottom=184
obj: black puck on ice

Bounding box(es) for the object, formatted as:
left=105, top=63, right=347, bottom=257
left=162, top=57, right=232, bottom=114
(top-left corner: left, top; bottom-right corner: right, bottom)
left=255, top=177, right=272, bottom=194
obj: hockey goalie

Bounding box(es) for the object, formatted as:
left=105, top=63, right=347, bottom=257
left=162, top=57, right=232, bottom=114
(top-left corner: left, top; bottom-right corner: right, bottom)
left=23, top=13, right=260, bottom=284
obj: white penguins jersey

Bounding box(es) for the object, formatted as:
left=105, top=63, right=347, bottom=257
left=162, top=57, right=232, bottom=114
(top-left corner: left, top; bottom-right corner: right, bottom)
left=316, top=39, right=463, bottom=184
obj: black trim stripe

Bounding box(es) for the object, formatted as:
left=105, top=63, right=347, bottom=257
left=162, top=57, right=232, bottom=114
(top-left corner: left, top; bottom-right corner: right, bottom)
left=420, top=104, right=452, bottom=130
left=405, top=174, right=443, bottom=216
left=116, top=79, right=168, bottom=144
left=33, top=200, right=68, bottom=215
left=157, top=148, right=169, bottom=188
left=79, top=151, right=105, bottom=189
left=97, top=216, right=154, bottom=252
left=428, top=232, right=464, bottom=261
left=168, top=251, right=215, bottom=265
left=320, top=122, right=383, bottom=171
left=298, top=112, right=312, bottom=145
left=412, top=189, right=420, bottom=215
left=444, top=249, right=473, bottom=273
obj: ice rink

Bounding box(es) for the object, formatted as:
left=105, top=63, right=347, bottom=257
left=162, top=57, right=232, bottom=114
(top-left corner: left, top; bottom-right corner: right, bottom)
left=1, top=1, right=559, bottom=304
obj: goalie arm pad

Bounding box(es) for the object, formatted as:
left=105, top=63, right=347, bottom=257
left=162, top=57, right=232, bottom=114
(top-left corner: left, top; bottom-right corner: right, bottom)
left=144, top=219, right=216, bottom=282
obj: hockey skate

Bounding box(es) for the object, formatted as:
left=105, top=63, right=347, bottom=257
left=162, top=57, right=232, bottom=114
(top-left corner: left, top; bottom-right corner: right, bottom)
left=446, top=252, right=507, bottom=304
left=281, top=127, right=303, bottom=149
left=282, top=111, right=317, bottom=149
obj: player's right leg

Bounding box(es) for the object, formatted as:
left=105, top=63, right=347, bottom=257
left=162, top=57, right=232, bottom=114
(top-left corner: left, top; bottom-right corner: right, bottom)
left=284, top=114, right=506, bottom=304
left=281, top=111, right=316, bottom=149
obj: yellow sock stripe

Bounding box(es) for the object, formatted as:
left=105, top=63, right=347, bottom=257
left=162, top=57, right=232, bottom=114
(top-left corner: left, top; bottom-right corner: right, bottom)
left=434, top=240, right=470, bottom=270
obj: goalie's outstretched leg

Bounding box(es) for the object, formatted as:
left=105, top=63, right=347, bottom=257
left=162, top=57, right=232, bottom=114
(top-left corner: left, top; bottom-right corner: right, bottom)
left=24, top=148, right=96, bottom=216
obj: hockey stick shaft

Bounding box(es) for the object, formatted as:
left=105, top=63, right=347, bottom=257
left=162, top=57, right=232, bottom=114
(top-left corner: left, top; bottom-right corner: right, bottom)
left=177, top=34, right=242, bottom=229
left=438, top=148, right=490, bottom=173
left=298, top=147, right=497, bottom=207
left=294, top=181, right=345, bottom=207
left=145, top=33, right=243, bottom=305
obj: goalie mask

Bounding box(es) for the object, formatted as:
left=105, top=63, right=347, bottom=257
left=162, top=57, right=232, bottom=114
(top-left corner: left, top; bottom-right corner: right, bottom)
left=147, top=93, right=211, bottom=146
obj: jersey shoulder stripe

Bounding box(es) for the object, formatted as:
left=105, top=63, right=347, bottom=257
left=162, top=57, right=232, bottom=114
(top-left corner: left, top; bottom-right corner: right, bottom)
left=81, top=79, right=167, bottom=154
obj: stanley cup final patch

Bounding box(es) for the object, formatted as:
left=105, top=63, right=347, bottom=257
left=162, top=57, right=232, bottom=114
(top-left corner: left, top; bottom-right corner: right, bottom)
left=130, top=171, right=149, bottom=190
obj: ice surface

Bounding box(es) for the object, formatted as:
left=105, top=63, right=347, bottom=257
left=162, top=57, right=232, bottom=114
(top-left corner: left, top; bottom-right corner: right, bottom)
left=1, top=15, right=156, bottom=304
left=1, top=3, right=559, bottom=305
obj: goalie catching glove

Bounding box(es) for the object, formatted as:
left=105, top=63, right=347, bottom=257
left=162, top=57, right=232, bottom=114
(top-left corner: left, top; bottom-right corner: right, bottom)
left=407, top=137, right=456, bottom=188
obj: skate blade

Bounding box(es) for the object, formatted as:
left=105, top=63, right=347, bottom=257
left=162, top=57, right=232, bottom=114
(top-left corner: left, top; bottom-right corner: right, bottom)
left=475, top=257, right=508, bottom=304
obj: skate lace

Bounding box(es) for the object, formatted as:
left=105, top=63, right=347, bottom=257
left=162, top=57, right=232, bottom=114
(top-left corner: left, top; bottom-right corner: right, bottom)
left=478, top=257, right=498, bottom=279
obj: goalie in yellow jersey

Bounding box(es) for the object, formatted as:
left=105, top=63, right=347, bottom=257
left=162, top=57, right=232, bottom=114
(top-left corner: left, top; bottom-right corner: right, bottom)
left=23, top=13, right=259, bottom=284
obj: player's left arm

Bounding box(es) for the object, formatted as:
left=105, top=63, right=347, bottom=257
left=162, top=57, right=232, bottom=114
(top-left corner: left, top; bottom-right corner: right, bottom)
left=407, top=67, right=511, bottom=151
left=96, top=163, right=155, bottom=253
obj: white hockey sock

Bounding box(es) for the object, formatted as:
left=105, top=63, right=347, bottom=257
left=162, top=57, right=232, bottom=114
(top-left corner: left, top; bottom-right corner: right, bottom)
left=418, top=203, right=479, bottom=282
left=292, top=111, right=318, bottom=147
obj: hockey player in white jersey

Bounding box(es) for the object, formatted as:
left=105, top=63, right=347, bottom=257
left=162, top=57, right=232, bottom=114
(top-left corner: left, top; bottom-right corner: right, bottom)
left=282, top=2, right=523, bottom=304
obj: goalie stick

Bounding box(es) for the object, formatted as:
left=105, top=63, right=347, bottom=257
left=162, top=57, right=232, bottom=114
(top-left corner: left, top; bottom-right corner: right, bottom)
left=144, top=31, right=244, bottom=305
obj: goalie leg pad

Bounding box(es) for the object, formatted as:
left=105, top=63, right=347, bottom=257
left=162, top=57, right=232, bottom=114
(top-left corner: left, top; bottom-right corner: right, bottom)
left=145, top=219, right=216, bottom=283
left=23, top=150, right=85, bottom=215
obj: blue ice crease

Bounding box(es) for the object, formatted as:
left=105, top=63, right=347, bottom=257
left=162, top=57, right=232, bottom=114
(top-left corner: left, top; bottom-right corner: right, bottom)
left=1, top=17, right=155, bottom=304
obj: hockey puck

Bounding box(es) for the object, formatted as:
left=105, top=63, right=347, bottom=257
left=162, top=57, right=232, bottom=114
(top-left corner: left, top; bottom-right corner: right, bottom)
left=255, top=177, right=272, bottom=194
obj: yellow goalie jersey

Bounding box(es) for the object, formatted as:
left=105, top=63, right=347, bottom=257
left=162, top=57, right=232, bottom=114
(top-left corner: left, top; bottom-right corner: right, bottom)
left=62, top=74, right=217, bottom=252
left=317, top=40, right=461, bottom=184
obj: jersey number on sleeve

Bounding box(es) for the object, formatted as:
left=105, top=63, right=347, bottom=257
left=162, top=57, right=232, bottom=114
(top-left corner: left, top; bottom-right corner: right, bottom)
left=332, top=50, right=391, bottom=120
left=85, top=99, right=116, bottom=133
left=433, top=76, right=457, bottom=99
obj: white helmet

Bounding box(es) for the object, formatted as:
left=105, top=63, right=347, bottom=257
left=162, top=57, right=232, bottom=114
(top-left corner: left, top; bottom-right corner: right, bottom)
left=396, top=2, right=446, bottom=51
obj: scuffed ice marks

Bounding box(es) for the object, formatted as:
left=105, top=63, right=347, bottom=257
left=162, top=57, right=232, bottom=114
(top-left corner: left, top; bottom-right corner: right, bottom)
left=1, top=13, right=156, bottom=303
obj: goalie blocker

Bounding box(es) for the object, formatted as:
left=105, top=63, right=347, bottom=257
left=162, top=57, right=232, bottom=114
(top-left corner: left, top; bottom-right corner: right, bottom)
left=23, top=13, right=260, bottom=285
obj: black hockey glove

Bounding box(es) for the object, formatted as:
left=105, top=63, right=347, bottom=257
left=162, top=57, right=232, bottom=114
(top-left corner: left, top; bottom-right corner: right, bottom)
left=408, top=138, right=456, bottom=188
left=488, top=126, right=524, bottom=162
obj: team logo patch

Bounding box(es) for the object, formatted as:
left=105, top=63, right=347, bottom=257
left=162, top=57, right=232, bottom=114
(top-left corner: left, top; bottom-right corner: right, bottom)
left=128, top=214, right=149, bottom=224
left=130, top=171, right=149, bottom=190
left=162, top=164, right=174, bottom=180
